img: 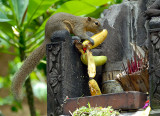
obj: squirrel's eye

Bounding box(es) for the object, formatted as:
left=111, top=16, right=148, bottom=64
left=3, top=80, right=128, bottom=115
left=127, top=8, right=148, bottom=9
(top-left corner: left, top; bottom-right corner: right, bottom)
left=95, top=22, right=99, bottom=25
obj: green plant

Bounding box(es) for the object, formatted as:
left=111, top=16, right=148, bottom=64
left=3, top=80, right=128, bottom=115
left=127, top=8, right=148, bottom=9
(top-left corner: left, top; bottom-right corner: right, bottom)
left=72, top=103, right=119, bottom=116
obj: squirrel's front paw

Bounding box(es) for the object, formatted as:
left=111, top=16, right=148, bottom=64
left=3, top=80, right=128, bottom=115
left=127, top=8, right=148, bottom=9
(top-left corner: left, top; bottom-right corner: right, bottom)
left=72, top=36, right=81, bottom=41
left=89, top=38, right=94, bottom=45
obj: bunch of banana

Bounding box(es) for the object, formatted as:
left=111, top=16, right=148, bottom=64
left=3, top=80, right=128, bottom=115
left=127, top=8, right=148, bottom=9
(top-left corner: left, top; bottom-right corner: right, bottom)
left=74, top=29, right=108, bottom=96
left=86, top=29, right=108, bottom=96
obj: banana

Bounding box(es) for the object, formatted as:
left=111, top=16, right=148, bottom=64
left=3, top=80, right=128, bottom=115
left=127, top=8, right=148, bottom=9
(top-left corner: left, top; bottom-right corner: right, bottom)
left=81, top=53, right=107, bottom=66
left=74, top=29, right=108, bottom=96
left=74, top=42, right=85, bottom=54
left=82, top=29, right=108, bottom=49
left=89, top=79, right=102, bottom=96
left=87, top=49, right=96, bottom=78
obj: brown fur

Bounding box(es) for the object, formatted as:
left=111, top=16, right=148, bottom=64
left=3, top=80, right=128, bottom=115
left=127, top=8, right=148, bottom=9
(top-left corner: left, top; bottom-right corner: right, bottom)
left=11, top=12, right=103, bottom=100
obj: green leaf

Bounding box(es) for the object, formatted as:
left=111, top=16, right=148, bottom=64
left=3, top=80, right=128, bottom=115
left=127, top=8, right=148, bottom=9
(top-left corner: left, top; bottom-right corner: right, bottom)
left=26, top=31, right=44, bottom=48
left=25, top=38, right=43, bottom=53
left=0, top=34, right=18, bottom=48
left=55, top=1, right=96, bottom=16
left=0, top=22, right=13, bottom=38
left=115, top=0, right=123, bottom=3
left=0, top=0, right=10, bottom=7
left=9, top=0, right=29, bottom=25
left=27, top=0, right=58, bottom=24
left=0, top=11, right=11, bottom=22
left=86, top=6, right=108, bottom=18
left=0, top=50, right=18, bottom=55
left=33, top=20, right=46, bottom=37
left=11, top=106, right=18, bottom=112
left=81, top=0, right=108, bottom=7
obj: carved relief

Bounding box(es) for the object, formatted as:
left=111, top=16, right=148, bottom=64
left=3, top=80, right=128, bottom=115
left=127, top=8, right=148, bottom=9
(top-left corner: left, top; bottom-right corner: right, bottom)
left=151, top=32, right=160, bottom=52
left=149, top=31, right=160, bottom=108
left=48, top=43, right=63, bottom=115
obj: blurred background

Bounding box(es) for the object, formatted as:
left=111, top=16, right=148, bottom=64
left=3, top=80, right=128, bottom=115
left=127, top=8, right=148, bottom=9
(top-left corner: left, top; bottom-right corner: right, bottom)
left=0, top=0, right=122, bottom=116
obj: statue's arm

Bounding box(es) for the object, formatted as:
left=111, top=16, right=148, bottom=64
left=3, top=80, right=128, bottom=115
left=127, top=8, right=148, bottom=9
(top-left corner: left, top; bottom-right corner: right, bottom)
left=144, top=0, right=160, bottom=18
left=149, top=0, right=160, bottom=9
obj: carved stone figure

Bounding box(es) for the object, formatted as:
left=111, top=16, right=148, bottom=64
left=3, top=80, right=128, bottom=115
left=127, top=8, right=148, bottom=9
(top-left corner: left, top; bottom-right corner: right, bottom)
left=148, top=18, right=160, bottom=109
left=145, top=0, right=160, bottom=18
left=143, top=0, right=160, bottom=109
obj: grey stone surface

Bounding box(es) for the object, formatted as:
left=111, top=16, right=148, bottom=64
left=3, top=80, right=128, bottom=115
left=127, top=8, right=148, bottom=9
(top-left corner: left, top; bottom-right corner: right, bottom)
left=100, top=0, right=149, bottom=63
left=149, top=16, right=160, bottom=29
left=92, top=0, right=151, bottom=90
left=136, top=0, right=148, bottom=45
left=100, top=3, right=131, bottom=62
left=147, top=1, right=160, bottom=110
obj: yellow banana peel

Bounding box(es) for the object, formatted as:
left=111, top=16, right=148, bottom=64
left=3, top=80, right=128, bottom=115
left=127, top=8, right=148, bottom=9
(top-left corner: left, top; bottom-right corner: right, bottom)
left=82, top=29, right=108, bottom=49
left=74, top=42, right=85, bottom=54
left=74, top=29, right=107, bottom=96
left=87, top=49, right=96, bottom=78
left=89, top=79, right=102, bottom=96
left=81, top=53, right=107, bottom=66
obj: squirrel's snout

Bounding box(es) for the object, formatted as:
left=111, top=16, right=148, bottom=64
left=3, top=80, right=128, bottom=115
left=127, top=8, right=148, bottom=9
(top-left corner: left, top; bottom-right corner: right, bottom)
left=95, top=27, right=104, bottom=33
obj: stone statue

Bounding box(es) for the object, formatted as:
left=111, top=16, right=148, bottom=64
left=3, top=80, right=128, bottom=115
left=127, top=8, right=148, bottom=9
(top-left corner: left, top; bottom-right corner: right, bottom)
left=145, top=0, right=160, bottom=18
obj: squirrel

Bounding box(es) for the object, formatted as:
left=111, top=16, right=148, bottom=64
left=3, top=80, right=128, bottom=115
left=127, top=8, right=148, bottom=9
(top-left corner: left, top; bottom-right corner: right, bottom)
left=11, top=12, right=103, bottom=100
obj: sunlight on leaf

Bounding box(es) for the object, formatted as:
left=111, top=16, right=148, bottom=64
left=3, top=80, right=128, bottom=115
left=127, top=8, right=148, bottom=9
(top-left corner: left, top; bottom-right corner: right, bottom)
left=27, top=0, right=58, bottom=24
left=81, top=0, right=109, bottom=7
left=0, top=34, right=18, bottom=48
left=34, top=21, right=46, bottom=37
left=32, top=82, right=47, bottom=101
left=40, top=60, right=46, bottom=64
left=9, top=0, right=29, bottom=25
left=55, top=1, right=96, bottom=16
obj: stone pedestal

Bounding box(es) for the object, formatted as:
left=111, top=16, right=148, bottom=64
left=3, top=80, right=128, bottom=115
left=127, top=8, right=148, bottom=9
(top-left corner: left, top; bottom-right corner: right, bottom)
left=47, top=30, right=90, bottom=116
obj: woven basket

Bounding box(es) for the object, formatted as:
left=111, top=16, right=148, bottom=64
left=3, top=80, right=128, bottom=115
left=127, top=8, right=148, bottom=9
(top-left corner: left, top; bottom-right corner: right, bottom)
left=116, top=69, right=149, bottom=93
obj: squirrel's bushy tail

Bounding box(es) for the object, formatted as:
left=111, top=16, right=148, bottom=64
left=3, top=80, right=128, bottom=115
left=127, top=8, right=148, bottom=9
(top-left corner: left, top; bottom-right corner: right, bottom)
left=11, top=40, right=48, bottom=100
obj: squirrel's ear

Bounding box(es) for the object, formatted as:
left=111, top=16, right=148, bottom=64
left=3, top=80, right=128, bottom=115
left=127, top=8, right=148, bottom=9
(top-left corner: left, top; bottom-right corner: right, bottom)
left=87, top=17, right=91, bottom=21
